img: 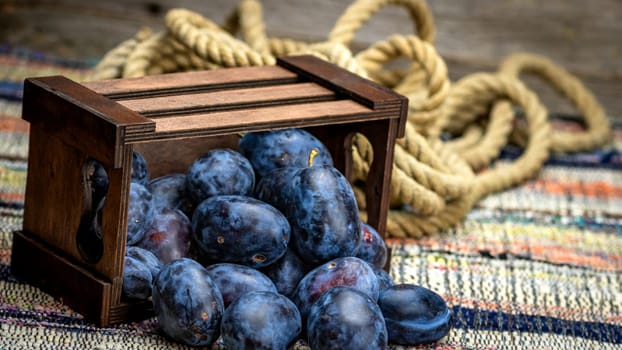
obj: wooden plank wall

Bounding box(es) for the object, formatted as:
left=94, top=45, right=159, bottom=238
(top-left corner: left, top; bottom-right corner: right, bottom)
left=1, top=0, right=620, bottom=119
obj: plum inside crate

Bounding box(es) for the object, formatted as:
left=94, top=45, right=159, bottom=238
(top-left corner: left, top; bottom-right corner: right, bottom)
left=11, top=55, right=408, bottom=326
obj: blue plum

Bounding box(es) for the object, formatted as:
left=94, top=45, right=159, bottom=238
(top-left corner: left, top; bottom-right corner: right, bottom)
left=122, top=246, right=162, bottom=300
left=131, top=151, right=149, bottom=185
left=221, top=291, right=301, bottom=350
left=254, top=167, right=300, bottom=213
left=259, top=249, right=310, bottom=299
left=185, top=149, right=255, bottom=205
left=307, top=286, right=387, bottom=350
left=292, top=256, right=379, bottom=322
left=76, top=159, right=108, bottom=263
left=148, top=173, right=194, bottom=215
left=238, top=128, right=333, bottom=178
left=122, top=255, right=153, bottom=300
left=373, top=267, right=395, bottom=293
left=152, top=258, right=224, bottom=347
left=378, top=284, right=452, bottom=345
left=355, top=223, right=388, bottom=269
left=205, top=263, right=277, bottom=308
left=127, top=182, right=156, bottom=245
left=136, top=207, right=192, bottom=263
left=126, top=246, right=162, bottom=277
left=90, top=159, right=109, bottom=203
left=287, top=165, right=361, bottom=265
left=192, top=195, right=289, bottom=268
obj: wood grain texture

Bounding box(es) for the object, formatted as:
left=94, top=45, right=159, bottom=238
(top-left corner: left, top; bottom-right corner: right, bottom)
left=84, top=65, right=298, bottom=98
left=117, top=82, right=336, bottom=116
left=11, top=231, right=113, bottom=326
left=23, top=76, right=154, bottom=166
left=150, top=100, right=372, bottom=137
left=1, top=0, right=620, bottom=117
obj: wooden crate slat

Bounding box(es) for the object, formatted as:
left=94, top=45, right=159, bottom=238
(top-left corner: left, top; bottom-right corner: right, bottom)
left=116, top=82, right=336, bottom=116
left=83, top=66, right=298, bottom=98
left=148, top=100, right=373, bottom=138
left=125, top=123, right=158, bottom=135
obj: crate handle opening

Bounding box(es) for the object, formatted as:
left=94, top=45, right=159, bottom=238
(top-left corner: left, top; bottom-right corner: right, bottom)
left=76, top=159, right=109, bottom=263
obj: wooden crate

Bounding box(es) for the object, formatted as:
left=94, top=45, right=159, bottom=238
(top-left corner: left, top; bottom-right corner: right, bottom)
left=10, top=55, right=408, bottom=326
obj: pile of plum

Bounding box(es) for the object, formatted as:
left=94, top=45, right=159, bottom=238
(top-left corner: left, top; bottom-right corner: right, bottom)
left=114, top=128, right=451, bottom=349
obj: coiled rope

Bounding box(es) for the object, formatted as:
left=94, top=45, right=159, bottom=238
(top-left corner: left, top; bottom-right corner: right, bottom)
left=90, top=0, right=612, bottom=238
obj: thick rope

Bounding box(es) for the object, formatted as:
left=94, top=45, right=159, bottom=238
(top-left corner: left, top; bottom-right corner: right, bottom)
left=447, top=74, right=551, bottom=201
left=231, top=0, right=272, bottom=56
left=166, top=8, right=275, bottom=68
left=353, top=120, right=475, bottom=236
left=455, top=102, right=516, bottom=171
left=328, top=0, right=436, bottom=46
left=122, top=31, right=222, bottom=78
left=499, top=52, right=611, bottom=154
left=355, top=34, right=450, bottom=135
left=329, top=0, right=435, bottom=96
left=88, top=0, right=611, bottom=239
left=91, top=27, right=154, bottom=80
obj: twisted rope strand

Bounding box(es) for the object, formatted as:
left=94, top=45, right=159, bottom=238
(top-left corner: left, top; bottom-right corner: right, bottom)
left=499, top=52, right=611, bottom=153
left=445, top=73, right=552, bottom=201
left=236, top=0, right=272, bottom=56
left=355, top=34, right=450, bottom=133
left=328, top=0, right=436, bottom=46
left=166, top=8, right=275, bottom=67
left=445, top=101, right=516, bottom=170
left=91, top=27, right=154, bottom=80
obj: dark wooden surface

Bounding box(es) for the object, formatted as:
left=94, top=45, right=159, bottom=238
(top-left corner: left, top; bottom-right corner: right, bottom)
left=1, top=0, right=620, bottom=119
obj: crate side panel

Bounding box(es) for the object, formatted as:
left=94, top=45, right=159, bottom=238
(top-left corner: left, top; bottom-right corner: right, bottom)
left=23, top=126, right=129, bottom=282
left=98, top=145, right=133, bottom=291
left=23, top=126, right=89, bottom=262
left=11, top=231, right=112, bottom=326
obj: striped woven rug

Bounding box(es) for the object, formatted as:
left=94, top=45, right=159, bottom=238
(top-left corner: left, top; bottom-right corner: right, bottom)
left=0, top=46, right=620, bottom=350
